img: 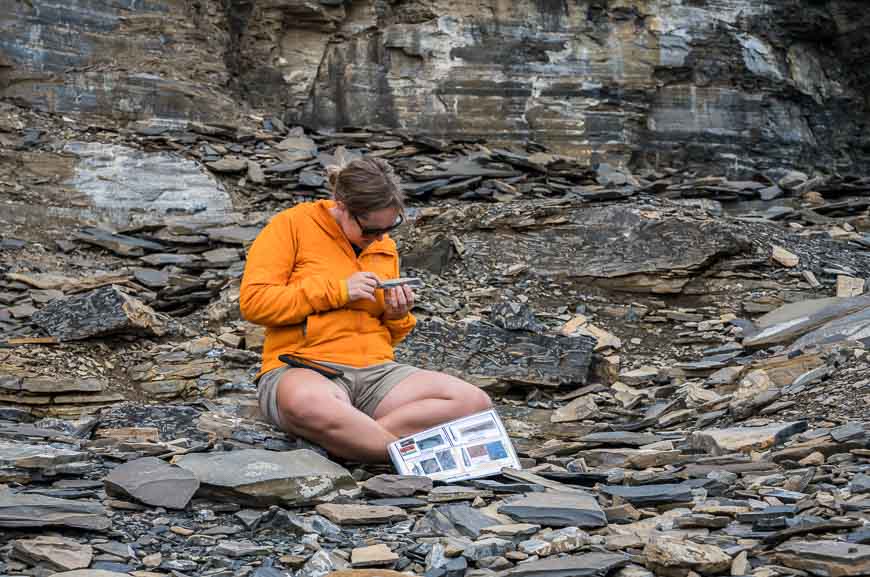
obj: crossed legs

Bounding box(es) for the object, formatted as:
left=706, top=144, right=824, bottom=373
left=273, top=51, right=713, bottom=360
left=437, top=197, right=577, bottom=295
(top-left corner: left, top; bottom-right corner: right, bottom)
left=273, top=368, right=492, bottom=462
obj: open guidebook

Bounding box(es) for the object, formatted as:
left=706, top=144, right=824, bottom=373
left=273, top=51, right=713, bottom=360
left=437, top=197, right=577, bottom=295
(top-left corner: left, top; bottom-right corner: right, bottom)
left=387, top=409, right=521, bottom=482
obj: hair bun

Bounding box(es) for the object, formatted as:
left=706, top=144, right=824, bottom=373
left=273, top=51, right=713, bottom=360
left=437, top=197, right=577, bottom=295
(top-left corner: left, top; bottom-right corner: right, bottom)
left=326, top=164, right=342, bottom=191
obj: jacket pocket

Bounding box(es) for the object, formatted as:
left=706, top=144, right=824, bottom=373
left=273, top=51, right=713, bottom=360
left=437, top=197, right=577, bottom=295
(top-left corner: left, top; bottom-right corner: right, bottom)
left=303, top=309, right=354, bottom=348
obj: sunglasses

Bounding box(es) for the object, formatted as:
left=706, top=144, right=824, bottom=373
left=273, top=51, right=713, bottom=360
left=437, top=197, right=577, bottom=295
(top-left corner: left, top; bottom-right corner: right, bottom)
left=353, top=212, right=404, bottom=237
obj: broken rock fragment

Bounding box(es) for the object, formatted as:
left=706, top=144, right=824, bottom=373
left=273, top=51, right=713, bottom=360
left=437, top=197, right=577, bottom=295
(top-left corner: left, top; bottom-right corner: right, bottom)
left=499, top=492, right=607, bottom=528
left=643, top=538, right=731, bottom=576
left=776, top=540, right=870, bottom=577
left=103, top=456, right=199, bottom=509
left=11, top=535, right=93, bottom=571
left=175, top=449, right=354, bottom=506
left=361, top=474, right=433, bottom=497
left=32, top=285, right=168, bottom=341
left=315, top=503, right=407, bottom=526
left=690, top=422, right=807, bottom=456
left=350, top=544, right=399, bottom=567
left=497, top=552, right=628, bottom=577
left=0, top=488, right=110, bottom=530
left=599, top=484, right=694, bottom=507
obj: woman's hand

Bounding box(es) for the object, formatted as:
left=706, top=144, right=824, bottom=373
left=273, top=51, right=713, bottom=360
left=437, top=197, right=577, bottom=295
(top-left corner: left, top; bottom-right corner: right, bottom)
left=383, top=285, right=414, bottom=320
left=346, top=272, right=380, bottom=302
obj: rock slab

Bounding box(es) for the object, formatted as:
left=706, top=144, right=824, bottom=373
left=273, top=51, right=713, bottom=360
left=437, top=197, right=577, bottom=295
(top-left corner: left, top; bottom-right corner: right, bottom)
left=12, top=535, right=93, bottom=571
left=104, top=456, right=199, bottom=509
left=315, top=503, right=408, bottom=526
left=496, top=552, right=628, bottom=577
left=691, top=422, right=807, bottom=456
left=499, top=492, right=607, bottom=528
left=32, top=285, right=168, bottom=341
left=175, top=449, right=354, bottom=506
left=777, top=540, right=870, bottom=577
left=0, top=488, right=109, bottom=530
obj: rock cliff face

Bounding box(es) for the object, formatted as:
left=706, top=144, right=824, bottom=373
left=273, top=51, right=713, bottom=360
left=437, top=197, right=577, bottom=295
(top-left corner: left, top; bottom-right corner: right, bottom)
left=2, top=0, right=869, bottom=174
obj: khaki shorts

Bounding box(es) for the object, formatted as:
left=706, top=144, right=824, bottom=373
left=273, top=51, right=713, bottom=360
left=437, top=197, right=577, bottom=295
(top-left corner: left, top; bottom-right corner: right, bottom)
left=257, top=360, right=420, bottom=429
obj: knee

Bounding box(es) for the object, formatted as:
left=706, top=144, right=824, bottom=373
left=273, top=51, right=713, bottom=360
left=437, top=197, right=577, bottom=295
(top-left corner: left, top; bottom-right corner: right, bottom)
left=279, top=385, right=339, bottom=431
left=463, top=385, right=492, bottom=413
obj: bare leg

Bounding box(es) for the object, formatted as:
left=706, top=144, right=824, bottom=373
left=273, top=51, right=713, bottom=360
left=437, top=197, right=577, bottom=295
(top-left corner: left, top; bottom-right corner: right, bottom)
left=275, top=368, right=397, bottom=462
left=373, top=370, right=493, bottom=438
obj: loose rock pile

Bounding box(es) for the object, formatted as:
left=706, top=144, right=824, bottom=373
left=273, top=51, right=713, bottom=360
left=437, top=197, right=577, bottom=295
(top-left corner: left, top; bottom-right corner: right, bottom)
left=1, top=106, right=869, bottom=577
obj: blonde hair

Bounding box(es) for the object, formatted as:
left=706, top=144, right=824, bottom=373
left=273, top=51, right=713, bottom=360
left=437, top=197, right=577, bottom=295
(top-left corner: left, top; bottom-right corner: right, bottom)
left=327, top=157, right=405, bottom=216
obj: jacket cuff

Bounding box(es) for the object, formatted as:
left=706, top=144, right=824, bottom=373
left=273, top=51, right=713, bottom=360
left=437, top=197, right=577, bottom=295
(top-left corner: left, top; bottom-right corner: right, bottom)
left=339, top=279, right=350, bottom=306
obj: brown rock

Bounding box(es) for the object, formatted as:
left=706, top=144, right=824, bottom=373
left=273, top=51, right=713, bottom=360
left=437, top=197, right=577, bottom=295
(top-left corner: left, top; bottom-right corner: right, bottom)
left=837, top=276, right=865, bottom=298
left=644, top=538, right=731, bottom=576
left=11, top=535, right=92, bottom=571
left=315, top=504, right=407, bottom=526
left=350, top=544, right=399, bottom=568
left=771, top=246, right=799, bottom=268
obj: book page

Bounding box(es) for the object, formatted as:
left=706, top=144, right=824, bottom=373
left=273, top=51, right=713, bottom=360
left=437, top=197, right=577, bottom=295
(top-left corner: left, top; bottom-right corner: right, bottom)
left=388, top=409, right=520, bottom=482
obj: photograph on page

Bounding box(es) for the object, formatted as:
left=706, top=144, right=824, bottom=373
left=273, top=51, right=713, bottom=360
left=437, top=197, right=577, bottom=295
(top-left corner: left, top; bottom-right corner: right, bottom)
left=416, top=431, right=448, bottom=452
left=435, top=448, right=460, bottom=473
left=450, top=412, right=501, bottom=444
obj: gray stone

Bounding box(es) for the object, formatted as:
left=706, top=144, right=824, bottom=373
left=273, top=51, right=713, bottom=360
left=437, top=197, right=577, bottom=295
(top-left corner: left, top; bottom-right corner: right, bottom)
left=790, top=365, right=831, bottom=389
left=403, top=316, right=596, bottom=387
left=92, top=541, right=133, bottom=559
left=361, top=474, right=433, bottom=497
left=578, top=432, right=663, bottom=447
left=134, top=268, right=170, bottom=289
left=429, top=485, right=493, bottom=503
left=777, top=540, right=870, bottom=577
left=32, top=285, right=168, bottom=341
left=202, top=247, right=240, bottom=266
left=297, top=549, right=347, bottom=577
left=175, top=449, right=354, bottom=506
left=437, top=504, right=501, bottom=538
left=463, top=537, right=513, bottom=561
left=831, top=423, right=866, bottom=442
left=48, top=571, right=132, bottom=577
left=496, top=552, right=629, bottom=577
left=140, top=253, right=202, bottom=267
left=745, top=294, right=870, bottom=348
left=790, top=306, right=870, bottom=352
left=759, top=184, right=784, bottom=200
left=0, top=488, right=110, bottom=530
left=736, top=506, right=795, bottom=527
left=75, top=227, right=166, bottom=257
left=618, top=366, right=659, bottom=385
left=103, top=457, right=199, bottom=509
left=207, top=157, right=248, bottom=172
left=0, top=440, right=88, bottom=469
left=851, top=474, right=870, bottom=494
left=690, top=422, right=807, bottom=456
left=706, top=366, right=744, bottom=387
left=599, top=484, right=694, bottom=507
left=499, top=492, right=607, bottom=528
left=491, top=301, right=543, bottom=332
left=213, top=540, right=272, bottom=558
left=205, top=225, right=261, bottom=245
left=64, top=142, right=231, bottom=216
left=427, top=542, right=469, bottom=577
left=756, top=297, right=842, bottom=329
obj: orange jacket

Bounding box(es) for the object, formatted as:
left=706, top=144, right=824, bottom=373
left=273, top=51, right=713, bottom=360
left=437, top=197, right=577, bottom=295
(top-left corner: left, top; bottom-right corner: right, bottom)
left=240, top=200, right=416, bottom=377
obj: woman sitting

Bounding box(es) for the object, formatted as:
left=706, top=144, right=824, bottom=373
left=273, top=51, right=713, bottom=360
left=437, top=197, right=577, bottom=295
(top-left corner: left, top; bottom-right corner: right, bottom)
left=240, top=157, right=491, bottom=462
